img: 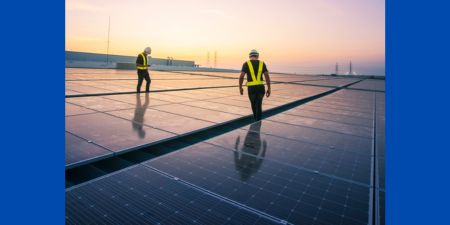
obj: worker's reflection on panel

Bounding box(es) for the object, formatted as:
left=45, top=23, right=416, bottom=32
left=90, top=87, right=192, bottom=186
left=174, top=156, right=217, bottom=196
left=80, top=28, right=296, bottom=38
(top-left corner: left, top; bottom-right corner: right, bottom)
left=132, top=93, right=149, bottom=139
left=234, top=121, right=267, bottom=181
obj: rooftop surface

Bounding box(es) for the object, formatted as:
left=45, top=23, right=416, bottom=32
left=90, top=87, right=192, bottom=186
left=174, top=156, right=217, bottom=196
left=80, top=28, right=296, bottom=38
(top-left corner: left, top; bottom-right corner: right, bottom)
left=65, top=68, right=385, bottom=225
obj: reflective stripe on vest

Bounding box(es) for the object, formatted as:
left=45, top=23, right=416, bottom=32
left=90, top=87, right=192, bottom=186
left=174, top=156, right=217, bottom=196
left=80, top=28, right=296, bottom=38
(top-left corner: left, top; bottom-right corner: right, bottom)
left=246, top=60, right=264, bottom=86
left=137, top=53, right=148, bottom=70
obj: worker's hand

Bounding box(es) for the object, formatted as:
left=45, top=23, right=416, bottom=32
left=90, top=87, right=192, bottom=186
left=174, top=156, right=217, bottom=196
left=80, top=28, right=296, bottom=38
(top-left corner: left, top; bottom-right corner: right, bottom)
left=266, top=88, right=271, bottom=97
left=239, top=87, right=244, bottom=95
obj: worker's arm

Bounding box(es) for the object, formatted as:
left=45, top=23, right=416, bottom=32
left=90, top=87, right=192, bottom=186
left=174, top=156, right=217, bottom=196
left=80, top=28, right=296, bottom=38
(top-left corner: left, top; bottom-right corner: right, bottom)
left=239, top=72, right=245, bottom=95
left=264, top=71, right=271, bottom=97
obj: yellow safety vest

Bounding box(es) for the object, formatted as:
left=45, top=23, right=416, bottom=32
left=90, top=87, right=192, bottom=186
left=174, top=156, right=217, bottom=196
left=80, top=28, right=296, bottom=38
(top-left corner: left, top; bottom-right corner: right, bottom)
left=137, top=53, right=148, bottom=70
left=246, top=60, right=264, bottom=86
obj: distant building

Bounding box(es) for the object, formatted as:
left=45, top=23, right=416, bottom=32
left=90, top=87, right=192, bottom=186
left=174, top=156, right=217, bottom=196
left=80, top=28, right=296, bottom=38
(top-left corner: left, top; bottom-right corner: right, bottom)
left=66, top=51, right=195, bottom=68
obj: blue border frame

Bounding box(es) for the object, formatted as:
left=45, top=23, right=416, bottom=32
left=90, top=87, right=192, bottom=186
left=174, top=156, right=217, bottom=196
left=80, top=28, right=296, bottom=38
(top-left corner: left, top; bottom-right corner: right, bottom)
left=1, top=0, right=450, bottom=224
left=387, top=0, right=450, bottom=224
left=0, top=0, right=64, bottom=224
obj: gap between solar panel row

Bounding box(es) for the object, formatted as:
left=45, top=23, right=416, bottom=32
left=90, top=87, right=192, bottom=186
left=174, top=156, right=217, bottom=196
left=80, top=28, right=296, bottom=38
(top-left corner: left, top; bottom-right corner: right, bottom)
left=66, top=84, right=243, bottom=98
left=66, top=79, right=363, bottom=187
left=66, top=78, right=225, bottom=81
left=65, top=75, right=365, bottom=98
left=374, top=93, right=384, bottom=225
left=65, top=80, right=297, bottom=98
left=367, top=92, right=385, bottom=225
left=175, top=70, right=360, bottom=84
left=284, top=79, right=385, bottom=94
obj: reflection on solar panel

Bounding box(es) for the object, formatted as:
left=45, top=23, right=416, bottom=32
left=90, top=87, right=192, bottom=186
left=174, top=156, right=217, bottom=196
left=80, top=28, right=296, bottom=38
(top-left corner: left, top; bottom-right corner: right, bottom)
left=66, top=68, right=385, bottom=225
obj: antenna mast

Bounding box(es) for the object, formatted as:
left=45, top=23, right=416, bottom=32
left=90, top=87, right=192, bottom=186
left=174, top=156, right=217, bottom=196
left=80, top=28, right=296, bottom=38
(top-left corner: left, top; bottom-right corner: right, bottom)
left=214, top=51, right=217, bottom=68
left=106, top=16, right=111, bottom=65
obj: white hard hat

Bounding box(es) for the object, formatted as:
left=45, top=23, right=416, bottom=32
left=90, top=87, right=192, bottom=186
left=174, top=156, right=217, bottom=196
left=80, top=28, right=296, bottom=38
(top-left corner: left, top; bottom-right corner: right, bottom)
left=144, top=47, right=151, bottom=54
left=249, top=49, right=259, bottom=56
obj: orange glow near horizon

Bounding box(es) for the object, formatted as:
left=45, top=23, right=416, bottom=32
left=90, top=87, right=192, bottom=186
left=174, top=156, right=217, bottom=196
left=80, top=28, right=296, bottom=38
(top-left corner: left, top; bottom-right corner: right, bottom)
left=66, top=0, right=385, bottom=74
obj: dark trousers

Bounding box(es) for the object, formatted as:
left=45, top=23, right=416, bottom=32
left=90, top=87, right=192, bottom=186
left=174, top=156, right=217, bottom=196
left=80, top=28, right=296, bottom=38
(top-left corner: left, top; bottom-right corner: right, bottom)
left=248, top=85, right=265, bottom=121
left=137, top=70, right=151, bottom=92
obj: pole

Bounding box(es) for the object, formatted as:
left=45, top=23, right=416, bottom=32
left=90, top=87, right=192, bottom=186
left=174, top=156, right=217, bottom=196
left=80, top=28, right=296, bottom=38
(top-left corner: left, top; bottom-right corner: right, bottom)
left=106, top=16, right=110, bottom=65
left=214, top=51, right=217, bottom=68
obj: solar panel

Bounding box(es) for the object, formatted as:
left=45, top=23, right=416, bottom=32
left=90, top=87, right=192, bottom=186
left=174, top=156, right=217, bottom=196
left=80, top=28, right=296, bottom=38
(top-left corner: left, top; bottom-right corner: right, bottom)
left=66, top=113, right=175, bottom=152
left=144, top=142, right=370, bottom=225
left=152, top=104, right=242, bottom=124
left=65, top=102, right=95, bottom=116
left=296, top=78, right=361, bottom=87
left=65, top=132, right=113, bottom=166
left=66, top=96, right=134, bottom=111
left=108, top=108, right=215, bottom=135
left=279, top=107, right=373, bottom=127
left=103, top=94, right=172, bottom=106
left=66, top=165, right=281, bottom=225
left=182, top=100, right=253, bottom=116
left=349, top=79, right=385, bottom=91
left=268, top=113, right=373, bottom=138
left=206, top=123, right=371, bottom=184
left=241, top=120, right=372, bottom=156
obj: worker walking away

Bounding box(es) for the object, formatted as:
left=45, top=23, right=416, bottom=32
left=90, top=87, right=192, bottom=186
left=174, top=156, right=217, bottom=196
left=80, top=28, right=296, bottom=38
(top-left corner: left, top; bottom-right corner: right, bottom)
left=136, top=47, right=152, bottom=93
left=239, top=49, right=271, bottom=121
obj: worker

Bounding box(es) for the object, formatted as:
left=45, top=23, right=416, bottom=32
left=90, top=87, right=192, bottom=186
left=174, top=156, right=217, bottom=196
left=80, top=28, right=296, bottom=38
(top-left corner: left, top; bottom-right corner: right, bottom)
left=135, top=47, right=152, bottom=93
left=239, top=49, right=271, bottom=121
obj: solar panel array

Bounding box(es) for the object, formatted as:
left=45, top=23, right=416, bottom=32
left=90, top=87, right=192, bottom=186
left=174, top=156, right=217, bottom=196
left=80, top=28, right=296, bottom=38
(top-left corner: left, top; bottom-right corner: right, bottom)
left=66, top=68, right=385, bottom=225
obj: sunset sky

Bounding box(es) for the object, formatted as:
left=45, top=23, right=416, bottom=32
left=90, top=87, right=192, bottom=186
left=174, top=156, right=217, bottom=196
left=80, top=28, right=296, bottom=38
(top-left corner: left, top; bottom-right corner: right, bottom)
left=66, top=0, right=385, bottom=75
